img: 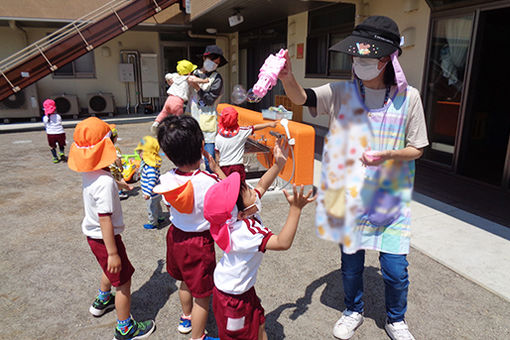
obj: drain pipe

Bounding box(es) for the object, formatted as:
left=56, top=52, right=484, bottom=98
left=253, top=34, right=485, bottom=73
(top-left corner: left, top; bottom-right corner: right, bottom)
left=120, top=50, right=143, bottom=113
left=8, top=20, right=28, bottom=46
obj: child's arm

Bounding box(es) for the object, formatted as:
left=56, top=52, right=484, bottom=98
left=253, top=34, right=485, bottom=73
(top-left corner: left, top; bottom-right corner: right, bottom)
left=202, top=149, right=226, bottom=179
left=143, top=167, right=159, bottom=200
left=255, top=138, right=288, bottom=197
left=188, top=75, right=209, bottom=84
left=99, top=215, right=121, bottom=273
left=253, top=121, right=278, bottom=131
left=214, top=149, right=220, bottom=163
left=265, top=185, right=316, bottom=250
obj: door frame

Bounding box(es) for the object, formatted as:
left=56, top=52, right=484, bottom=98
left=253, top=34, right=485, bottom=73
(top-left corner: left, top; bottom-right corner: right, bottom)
left=421, top=0, right=510, bottom=190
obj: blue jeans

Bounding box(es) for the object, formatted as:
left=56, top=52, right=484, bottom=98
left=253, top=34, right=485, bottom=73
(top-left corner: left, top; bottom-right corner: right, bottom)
left=341, top=249, right=409, bottom=323
left=203, top=142, right=215, bottom=173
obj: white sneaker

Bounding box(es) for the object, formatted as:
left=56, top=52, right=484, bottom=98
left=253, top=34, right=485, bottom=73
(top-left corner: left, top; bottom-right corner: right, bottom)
left=333, top=310, right=364, bottom=339
left=385, top=320, right=415, bottom=340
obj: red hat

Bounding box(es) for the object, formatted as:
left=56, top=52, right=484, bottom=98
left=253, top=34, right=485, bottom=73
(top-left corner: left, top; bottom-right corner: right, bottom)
left=203, top=172, right=241, bottom=253
left=218, top=106, right=240, bottom=137
left=43, top=99, right=56, bottom=115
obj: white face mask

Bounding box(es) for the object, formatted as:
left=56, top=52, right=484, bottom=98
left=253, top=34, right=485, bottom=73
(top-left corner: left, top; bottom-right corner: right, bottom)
left=353, top=57, right=386, bottom=81
left=203, top=58, right=218, bottom=72
left=243, top=195, right=261, bottom=216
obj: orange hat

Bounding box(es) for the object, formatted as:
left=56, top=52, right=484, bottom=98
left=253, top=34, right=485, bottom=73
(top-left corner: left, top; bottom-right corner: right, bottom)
left=68, top=117, right=117, bottom=172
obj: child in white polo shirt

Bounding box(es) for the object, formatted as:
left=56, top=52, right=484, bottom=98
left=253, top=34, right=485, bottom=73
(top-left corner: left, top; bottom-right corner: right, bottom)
left=203, top=140, right=316, bottom=340
left=215, top=106, right=277, bottom=182
left=153, top=115, right=223, bottom=340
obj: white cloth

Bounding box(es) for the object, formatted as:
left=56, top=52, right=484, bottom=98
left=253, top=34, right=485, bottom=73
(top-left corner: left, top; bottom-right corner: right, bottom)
left=214, top=217, right=273, bottom=295
left=166, top=73, right=192, bottom=102
left=81, top=170, right=124, bottom=239
left=159, top=169, right=219, bottom=232
left=215, top=127, right=254, bottom=166
left=42, top=114, right=65, bottom=134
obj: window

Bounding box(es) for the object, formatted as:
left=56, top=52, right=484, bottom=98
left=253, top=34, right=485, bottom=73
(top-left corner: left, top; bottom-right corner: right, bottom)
left=53, top=51, right=95, bottom=78
left=306, top=3, right=355, bottom=78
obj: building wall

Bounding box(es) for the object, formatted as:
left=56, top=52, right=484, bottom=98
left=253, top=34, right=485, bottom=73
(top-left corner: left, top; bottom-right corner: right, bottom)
left=287, top=0, right=430, bottom=127
left=0, top=27, right=160, bottom=111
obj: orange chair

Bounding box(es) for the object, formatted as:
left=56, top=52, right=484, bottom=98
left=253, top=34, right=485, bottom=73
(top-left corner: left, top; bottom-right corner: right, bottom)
left=217, top=104, right=315, bottom=186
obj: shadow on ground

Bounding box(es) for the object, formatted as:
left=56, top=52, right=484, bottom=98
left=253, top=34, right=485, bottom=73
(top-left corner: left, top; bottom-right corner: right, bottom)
left=266, top=266, right=386, bottom=339
left=131, top=259, right=177, bottom=320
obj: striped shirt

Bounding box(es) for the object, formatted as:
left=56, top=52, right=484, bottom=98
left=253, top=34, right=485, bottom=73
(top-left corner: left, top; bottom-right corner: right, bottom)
left=140, top=162, right=161, bottom=198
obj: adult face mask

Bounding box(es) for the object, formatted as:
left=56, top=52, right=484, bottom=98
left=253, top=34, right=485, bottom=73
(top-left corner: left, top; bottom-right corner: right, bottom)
left=203, top=58, right=218, bottom=72
left=353, top=57, right=386, bottom=81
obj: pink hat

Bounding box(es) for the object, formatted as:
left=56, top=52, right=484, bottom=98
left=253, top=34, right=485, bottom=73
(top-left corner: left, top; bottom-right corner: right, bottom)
left=203, top=172, right=241, bottom=253
left=43, top=99, right=56, bottom=115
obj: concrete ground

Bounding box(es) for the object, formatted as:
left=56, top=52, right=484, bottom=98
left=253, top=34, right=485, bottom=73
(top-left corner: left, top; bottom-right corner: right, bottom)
left=1, top=120, right=510, bottom=340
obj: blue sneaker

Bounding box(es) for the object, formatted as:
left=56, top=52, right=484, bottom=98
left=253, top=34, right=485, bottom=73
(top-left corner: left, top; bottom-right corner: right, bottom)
left=143, top=223, right=157, bottom=229
left=177, top=315, right=192, bottom=334
left=204, top=337, right=219, bottom=340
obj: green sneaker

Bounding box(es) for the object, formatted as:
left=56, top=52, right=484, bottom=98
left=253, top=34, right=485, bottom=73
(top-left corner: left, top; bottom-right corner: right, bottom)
left=114, top=320, right=156, bottom=340
left=89, top=294, right=115, bottom=317
left=52, top=157, right=59, bottom=163
left=58, top=152, right=67, bottom=162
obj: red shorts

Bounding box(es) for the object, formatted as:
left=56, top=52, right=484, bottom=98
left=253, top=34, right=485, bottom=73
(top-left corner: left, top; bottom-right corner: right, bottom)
left=213, top=286, right=265, bottom=340
left=221, top=164, right=246, bottom=183
left=87, top=235, right=135, bottom=287
left=47, top=133, right=66, bottom=149
left=156, top=95, right=185, bottom=122
left=166, top=224, right=216, bottom=298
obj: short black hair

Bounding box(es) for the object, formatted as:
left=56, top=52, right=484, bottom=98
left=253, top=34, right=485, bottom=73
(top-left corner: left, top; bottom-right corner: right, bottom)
left=235, top=180, right=248, bottom=212
left=157, top=115, right=204, bottom=167
left=383, top=62, right=396, bottom=86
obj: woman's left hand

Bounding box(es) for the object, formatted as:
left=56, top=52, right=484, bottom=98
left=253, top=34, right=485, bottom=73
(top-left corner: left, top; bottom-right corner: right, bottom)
left=360, top=150, right=393, bottom=166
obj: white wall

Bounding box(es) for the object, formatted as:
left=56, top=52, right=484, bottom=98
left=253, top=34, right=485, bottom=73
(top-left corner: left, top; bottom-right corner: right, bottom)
left=0, top=27, right=160, bottom=111
left=287, top=0, right=431, bottom=127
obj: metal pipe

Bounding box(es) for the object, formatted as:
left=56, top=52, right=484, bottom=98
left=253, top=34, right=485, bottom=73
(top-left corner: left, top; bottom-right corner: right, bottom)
left=8, top=20, right=28, bottom=46
left=120, top=50, right=143, bottom=113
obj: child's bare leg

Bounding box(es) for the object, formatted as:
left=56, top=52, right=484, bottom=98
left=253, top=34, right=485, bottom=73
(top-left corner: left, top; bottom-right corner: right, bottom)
left=100, top=272, right=112, bottom=292
left=258, top=323, right=268, bottom=340
left=115, top=279, right=132, bottom=320
left=179, top=281, right=193, bottom=316
left=191, top=296, right=210, bottom=339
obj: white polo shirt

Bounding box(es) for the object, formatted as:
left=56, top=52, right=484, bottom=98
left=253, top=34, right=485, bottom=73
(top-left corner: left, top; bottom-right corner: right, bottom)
left=215, top=126, right=254, bottom=167
left=81, top=170, right=124, bottom=239
left=166, top=73, right=191, bottom=102
left=214, top=217, right=274, bottom=295
left=159, top=169, right=219, bottom=232
left=42, top=113, right=65, bottom=135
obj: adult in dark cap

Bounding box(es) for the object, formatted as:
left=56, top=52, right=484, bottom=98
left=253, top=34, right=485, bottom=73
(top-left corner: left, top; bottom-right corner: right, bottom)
left=279, top=16, right=428, bottom=340
left=188, top=45, right=228, bottom=172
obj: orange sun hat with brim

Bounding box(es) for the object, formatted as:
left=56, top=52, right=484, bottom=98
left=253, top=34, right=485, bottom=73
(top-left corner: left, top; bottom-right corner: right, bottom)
left=68, top=117, right=117, bottom=173
left=153, top=170, right=200, bottom=214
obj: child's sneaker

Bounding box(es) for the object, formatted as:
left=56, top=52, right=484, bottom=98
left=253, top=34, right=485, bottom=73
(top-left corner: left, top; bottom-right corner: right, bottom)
left=89, top=294, right=115, bottom=317
left=113, top=319, right=155, bottom=340
left=59, top=152, right=67, bottom=162
left=143, top=223, right=157, bottom=229
left=384, top=320, right=415, bottom=340
left=157, top=217, right=166, bottom=224
left=52, top=157, right=59, bottom=163
left=177, top=315, right=192, bottom=334
left=333, top=309, right=364, bottom=339
left=119, top=191, right=129, bottom=200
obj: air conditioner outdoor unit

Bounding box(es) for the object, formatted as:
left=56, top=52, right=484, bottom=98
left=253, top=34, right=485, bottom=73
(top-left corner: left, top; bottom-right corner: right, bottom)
left=0, top=84, right=40, bottom=122
left=88, top=92, right=115, bottom=116
left=53, top=94, right=79, bottom=119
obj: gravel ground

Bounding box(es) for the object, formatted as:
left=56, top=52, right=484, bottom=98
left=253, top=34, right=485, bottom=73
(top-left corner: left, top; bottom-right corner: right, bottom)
left=1, top=121, right=509, bottom=340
